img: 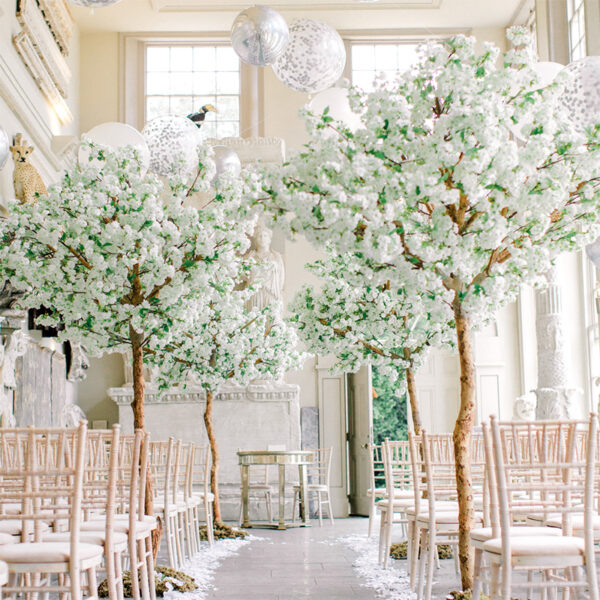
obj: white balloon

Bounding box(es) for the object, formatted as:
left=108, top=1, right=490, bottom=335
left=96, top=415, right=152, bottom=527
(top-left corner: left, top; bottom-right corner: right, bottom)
left=211, top=146, right=242, bottom=186
left=308, top=88, right=362, bottom=132
left=272, top=19, right=346, bottom=94
left=559, top=56, right=600, bottom=131
left=142, top=116, right=199, bottom=178
left=79, top=122, right=150, bottom=173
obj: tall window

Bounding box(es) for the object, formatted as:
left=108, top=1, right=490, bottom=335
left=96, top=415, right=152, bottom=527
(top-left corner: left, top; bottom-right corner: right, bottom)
left=145, top=44, right=240, bottom=139
left=351, top=43, right=418, bottom=91
left=567, top=0, right=586, bottom=60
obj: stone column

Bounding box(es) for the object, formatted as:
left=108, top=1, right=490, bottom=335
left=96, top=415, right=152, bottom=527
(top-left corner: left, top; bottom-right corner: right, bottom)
left=534, top=267, right=578, bottom=419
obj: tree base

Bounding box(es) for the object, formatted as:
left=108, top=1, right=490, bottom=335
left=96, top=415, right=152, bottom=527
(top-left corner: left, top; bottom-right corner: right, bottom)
left=390, top=542, right=453, bottom=560
left=98, top=566, right=197, bottom=597
left=200, top=521, right=248, bottom=541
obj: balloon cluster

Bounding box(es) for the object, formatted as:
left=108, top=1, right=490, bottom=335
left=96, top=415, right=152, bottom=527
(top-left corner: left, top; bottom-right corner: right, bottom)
left=80, top=119, right=240, bottom=189
left=231, top=7, right=346, bottom=95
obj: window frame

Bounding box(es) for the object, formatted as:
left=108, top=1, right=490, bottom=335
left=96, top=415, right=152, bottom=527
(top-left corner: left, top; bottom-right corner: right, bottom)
left=119, top=32, right=262, bottom=136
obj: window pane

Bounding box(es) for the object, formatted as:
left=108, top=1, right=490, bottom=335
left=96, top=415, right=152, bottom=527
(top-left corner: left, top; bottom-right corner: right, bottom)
left=146, top=72, right=169, bottom=95
left=353, top=71, right=376, bottom=92
left=218, top=96, right=239, bottom=121
left=193, top=72, right=217, bottom=95
left=217, top=121, right=239, bottom=138
left=352, top=45, right=375, bottom=71
left=146, top=96, right=169, bottom=121
left=147, top=47, right=170, bottom=72
left=216, top=46, right=239, bottom=71
left=216, top=72, right=239, bottom=94
left=170, top=95, right=193, bottom=116
left=145, top=43, right=240, bottom=132
left=374, top=45, right=398, bottom=71
left=171, top=72, right=192, bottom=95
left=171, top=46, right=193, bottom=71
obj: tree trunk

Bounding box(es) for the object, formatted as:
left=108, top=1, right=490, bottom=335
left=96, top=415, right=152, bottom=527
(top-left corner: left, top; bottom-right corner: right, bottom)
left=204, top=388, right=221, bottom=523
left=453, top=304, right=476, bottom=592
left=405, top=367, right=422, bottom=435
left=129, top=325, right=162, bottom=561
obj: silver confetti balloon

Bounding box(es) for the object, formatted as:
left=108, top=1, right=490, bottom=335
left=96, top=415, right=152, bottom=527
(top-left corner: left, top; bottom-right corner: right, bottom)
left=211, top=146, right=242, bottom=186
left=231, top=6, right=289, bottom=67
left=560, top=56, right=600, bottom=131
left=0, top=127, right=9, bottom=170
left=67, top=0, right=122, bottom=6
left=272, top=19, right=346, bottom=94
left=142, top=116, right=199, bottom=179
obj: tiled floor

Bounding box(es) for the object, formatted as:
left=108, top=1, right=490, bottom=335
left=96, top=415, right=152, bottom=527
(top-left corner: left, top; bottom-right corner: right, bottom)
left=205, top=518, right=383, bottom=600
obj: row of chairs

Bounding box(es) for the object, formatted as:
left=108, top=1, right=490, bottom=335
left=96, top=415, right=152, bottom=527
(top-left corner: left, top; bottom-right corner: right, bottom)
left=149, top=438, right=213, bottom=569
left=0, top=423, right=216, bottom=600
left=371, top=416, right=600, bottom=600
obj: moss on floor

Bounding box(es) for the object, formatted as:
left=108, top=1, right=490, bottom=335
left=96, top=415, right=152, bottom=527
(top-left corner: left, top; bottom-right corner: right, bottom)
left=199, top=521, right=248, bottom=541
left=98, top=566, right=197, bottom=597
left=389, top=541, right=454, bottom=560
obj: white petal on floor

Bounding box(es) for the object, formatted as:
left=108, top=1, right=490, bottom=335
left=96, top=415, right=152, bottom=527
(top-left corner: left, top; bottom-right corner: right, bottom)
left=335, top=534, right=416, bottom=600
left=163, top=536, right=253, bottom=600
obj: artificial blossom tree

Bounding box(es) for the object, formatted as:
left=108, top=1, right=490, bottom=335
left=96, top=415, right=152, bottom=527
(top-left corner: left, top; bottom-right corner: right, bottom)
left=162, top=293, right=301, bottom=523
left=289, top=250, right=454, bottom=434
left=258, top=29, right=600, bottom=590
left=0, top=141, right=257, bottom=548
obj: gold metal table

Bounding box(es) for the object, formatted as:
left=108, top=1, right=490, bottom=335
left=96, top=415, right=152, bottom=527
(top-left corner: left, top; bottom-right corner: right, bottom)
left=238, top=449, right=314, bottom=530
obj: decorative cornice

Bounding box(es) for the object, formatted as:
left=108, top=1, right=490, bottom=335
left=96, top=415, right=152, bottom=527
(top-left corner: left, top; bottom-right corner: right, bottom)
left=108, top=381, right=300, bottom=406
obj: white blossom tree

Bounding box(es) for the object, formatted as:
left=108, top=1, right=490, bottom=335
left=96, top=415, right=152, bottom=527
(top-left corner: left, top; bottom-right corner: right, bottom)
left=161, top=292, right=301, bottom=523
left=257, top=29, right=600, bottom=589
left=290, top=250, right=454, bottom=434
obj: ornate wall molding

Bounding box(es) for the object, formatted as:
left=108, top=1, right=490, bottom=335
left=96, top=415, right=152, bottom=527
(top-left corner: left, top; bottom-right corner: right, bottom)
left=108, top=381, right=300, bottom=406
left=16, top=0, right=71, bottom=97
left=37, top=0, right=74, bottom=56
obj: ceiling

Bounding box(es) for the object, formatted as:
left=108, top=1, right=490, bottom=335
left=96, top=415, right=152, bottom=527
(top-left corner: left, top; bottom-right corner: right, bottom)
left=71, top=0, right=530, bottom=34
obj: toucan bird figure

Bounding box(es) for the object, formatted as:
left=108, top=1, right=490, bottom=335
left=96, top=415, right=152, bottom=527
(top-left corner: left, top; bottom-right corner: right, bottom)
left=187, top=104, right=217, bottom=127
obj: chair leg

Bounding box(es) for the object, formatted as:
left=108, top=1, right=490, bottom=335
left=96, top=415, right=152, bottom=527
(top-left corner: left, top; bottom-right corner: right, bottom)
left=138, top=538, right=151, bottom=600
left=87, top=566, right=98, bottom=600
left=205, top=501, right=214, bottom=545
left=383, top=509, right=394, bottom=569
left=378, top=507, right=387, bottom=564
left=70, top=567, right=82, bottom=600
left=500, top=562, right=511, bottom=600
left=417, top=529, right=427, bottom=600
left=327, top=492, right=334, bottom=525
left=146, top=535, right=156, bottom=600
left=409, top=521, right=420, bottom=589
left=292, top=489, right=298, bottom=522
left=368, top=495, right=375, bottom=538
left=129, top=536, right=141, bottom=600
left=425, top=532, right=435, bottom=600
left=472, top=547, right=483, bottom=600
left=317, top=492, right=323, bottom=527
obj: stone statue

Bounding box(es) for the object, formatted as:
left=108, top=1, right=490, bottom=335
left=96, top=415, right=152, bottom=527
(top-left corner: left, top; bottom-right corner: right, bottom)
left=0, top=330, right=29, bottom=427
left=10, top=134, right=47, bottom=204
left=67, top=342, right=89, bottom=382
left=61, top=400, right=86, bottom=427
left=513, top=392, right=536, bottom=421
left=244, top=220, right=284, bottom=312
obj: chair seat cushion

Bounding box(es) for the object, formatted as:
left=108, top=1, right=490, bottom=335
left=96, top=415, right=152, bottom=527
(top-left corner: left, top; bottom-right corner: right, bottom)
left=0, top=542, right=103, bottom=564
left=483, top=536, right=585, bottom=557
left=545, top=514, right=600, bottom=531
left=471, top=526, right=561, bottom=543
left=82, top=517, right=156, bottom=536
left=368, top=488, right=413, bottom=499
left=43, top=531, right=128, bottom=549
left=417, top=511, right=483, bottom=525
left=0, top=534, right=18, bottom=545
left=376, top=497, right=414, bottom=510
left=0, top=520, right=49, bottom=536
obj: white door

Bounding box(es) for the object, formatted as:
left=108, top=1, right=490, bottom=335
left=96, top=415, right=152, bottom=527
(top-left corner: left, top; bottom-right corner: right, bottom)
left=347, top=366, right=373, bottom=515
left=316, top=356, right=349, bottom=517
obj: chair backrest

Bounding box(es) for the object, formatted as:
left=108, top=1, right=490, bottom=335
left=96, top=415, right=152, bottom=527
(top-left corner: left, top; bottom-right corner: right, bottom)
left=368, top=443, right=386, bottom=492
left=186, top=444, right=210, bottom=499
left=382, top=440, right=411, bottom=501
left=0, top=422, right=87, bottom=556
left=490, top=415, right=597, bottom=551
left=306, top=448, right=333, bottom=486
left=149, top=438, right=179, bottom=509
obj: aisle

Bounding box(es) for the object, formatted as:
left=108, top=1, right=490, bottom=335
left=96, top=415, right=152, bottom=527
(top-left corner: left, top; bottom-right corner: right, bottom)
left=204, top=518, right=381, bottom=600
